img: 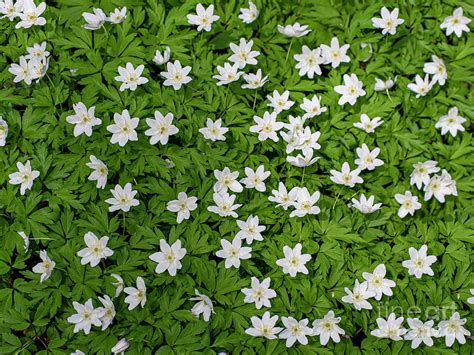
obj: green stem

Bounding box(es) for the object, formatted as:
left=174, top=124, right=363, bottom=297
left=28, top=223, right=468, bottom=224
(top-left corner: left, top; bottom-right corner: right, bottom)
left=122, top=211, right=126, bottom=237
left=386, top=88, right=393, bottom=102
left=332, top=187, right=344, bottom=210
left=285, top=38, right=294, bottom=65
left=252, top=88, right=258, bottom=110
left=301, top=166, right=306, bottom=184
left=224, top=85, right=230, bottom=107
left=218, top=85, right=230, bottom=119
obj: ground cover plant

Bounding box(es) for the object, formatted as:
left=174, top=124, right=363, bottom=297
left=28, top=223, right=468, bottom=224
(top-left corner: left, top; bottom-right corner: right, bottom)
left=0, top=0, right=473, bottom=353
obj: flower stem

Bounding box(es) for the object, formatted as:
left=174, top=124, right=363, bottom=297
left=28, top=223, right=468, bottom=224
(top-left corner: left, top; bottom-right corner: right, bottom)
left=332, top=187, right=344, bottom=210
left=252, top=88, right=258, bottom=110
left=122, top=211, right=126, bottom=237
left=386, top=88, right=393, bottom=103
left=285, top=38, right=294, bottom=65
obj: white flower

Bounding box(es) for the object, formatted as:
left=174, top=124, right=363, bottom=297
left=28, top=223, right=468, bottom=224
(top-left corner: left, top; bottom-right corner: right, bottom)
left=438, top=312, right=471, bottom=347
left=16, top=0, right=47, bottom=29
left=82, top=8, right=106, bottom=30
left=236, top=215, right=265, bottom=244
left=312, top=311, right=345, bottom=345
left=32, top=250, right=55, bottom=282
left=166, top=192, right=198, bottom=224
left=351, top=194, right=382, bottom=214
left=250, top=111, right=284, bottom=142
left=153, top=47, right=171, bottom=65
left=111, top=274, right=124, bottom=298
left=407, top=74, right=433, bottom=98
left=281, top=129, right=299, bottom=153
left=341, top=280, right=375, bottom=310
left=25, top=42, right=49, bottom=62
left=287, top=150, right=320, bottom=168
left=290, top=187, right=320, bottom=218
left=9, top=56, right=35, bottom=85
left=440, top=7, right=471, bottom=38
left=187, top=3, right=219, bottom=32
left=241, top=277, right=276, bottom=309
left=239, top=1, right=259, bottom=24
left=293, top=46, right=323, bottom=79
left=67, top=299, right=105, bottom=335
left=124, top=276, right=147, bottom=310
left=277, top=23, right=311, bottom=37
left=144, top=111, right=178, bottom=145
left=0, top=116, right=8, bottom=146
left=98, top=295, right=115, bottom=330
left=149, top=239, right=186, bottom=276
left=374, top=77, right=395, bottom=91
left=283, top=114, right=304, bottom=133
left=353, top=114, right=383, bottom=133
left=160, top=60, right=192, bottom=90
left=105, top=183, right=139, bottom=212
left=394, top=191, right=422, bottom=218
left=207, top=191, right=241, bottom=218
left=330, top=162, right=363, bottom=187
left=467, top=289, right=474, bottom=304
left=354, top=144, right=384, bottom=171
left=371, top=313, right=407, bottom=340
left=0, top=0, right=23, bottom=21
left=334, top=73, right=366, bottom=106
left=86, top=155, right=108, bottom=189
left=242, top=69, right=268, bottom=89
left=410, top=160, right=440, bottom=189
left=404, top=318, right=438, bottom=349
left=245, top=312, right=282, bottom=339
left=199, top=118, right=229, bottom=141
left=8, top=160, right=40, bottom=195
left=320, top=37, right=350, bottom=68
left=111, top=339, right=130, bottom=354
left=106, top=110, right=139, bottom=147
left=71, top=350, right=85, bottom=355
left=228, top=38, right=259, bottom=69
left=371, top=7, right=404, bottom=35
left=66, top=102, right=101, bottom=137
left=440, top=169, right=458, bottom=197
left=30, top=57, right=48, bottom=82
left=276, top=243, right=311, bottom=277
left=435, top=107, right=466, bottom=137
left=114, top=63, right=148, bottom=91
left=279, top=317, right=313, bottom=347
left=362, top=264, right=396, bottom=301
left=18, top=231, right=29, bottom=252
left=213, top=62, right=243, bottom=86
left=402, top=245, right=437, bottom=278
left=106, top=7, right=126, bottom=24
left=216, top=236, right=251, bottom=268
left=300, top=95, right=327, bottom=119
left=190, top=289, right=214, bottom=321
left=268, top=182, right=298, bottom=210
left=423, top=55, right=447, bottom=86
left=267, top=90, right=294, bottom=114
left=241, top=165, right=271, bottom=192
left=213, top=167, right=243, bottom=193
left=77, top=232, right=113, bottom=267
left=423, top=172, right=456, bottom=203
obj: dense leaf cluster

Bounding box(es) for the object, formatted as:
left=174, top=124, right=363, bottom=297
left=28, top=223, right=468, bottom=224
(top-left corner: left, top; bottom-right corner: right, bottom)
left=0, top=0, right=472, bottom=354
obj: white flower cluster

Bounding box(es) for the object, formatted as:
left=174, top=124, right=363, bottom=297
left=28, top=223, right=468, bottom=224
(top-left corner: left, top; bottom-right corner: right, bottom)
left=3, top=1, right=472, bottom=352
left=0, top=0, right=46, bottom=28
left=82, top=6, right=127, bottom=30
left=8, top=41, right=50, bottom=85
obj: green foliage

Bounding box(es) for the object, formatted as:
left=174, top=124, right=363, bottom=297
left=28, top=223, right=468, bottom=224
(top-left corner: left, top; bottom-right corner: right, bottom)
left=0, top=0, right=473, bottom=354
